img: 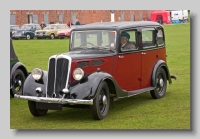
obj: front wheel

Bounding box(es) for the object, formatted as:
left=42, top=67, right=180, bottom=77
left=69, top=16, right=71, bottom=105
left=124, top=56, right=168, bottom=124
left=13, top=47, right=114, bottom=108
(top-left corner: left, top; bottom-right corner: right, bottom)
left=50, top=34, right=55, bottom=39
left=150, top=67, right=167, bottom=99
left=28, top=101, right=48, bottom=116
left=26, top=34, right=31, bottom=40
left=10, top=69, right=26, bottom=97
left=91, top=81, right=110, bottom=120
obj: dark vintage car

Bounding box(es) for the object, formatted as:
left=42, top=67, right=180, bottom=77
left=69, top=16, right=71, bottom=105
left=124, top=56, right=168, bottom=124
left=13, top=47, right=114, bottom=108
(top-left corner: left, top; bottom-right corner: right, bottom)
left=14, top=21, right=176, bottom=120
left=10, top=25, right=20, bottom=37
left=10, top=38, right=29, bottom=97
left=12, top=23, right=41, bottom=40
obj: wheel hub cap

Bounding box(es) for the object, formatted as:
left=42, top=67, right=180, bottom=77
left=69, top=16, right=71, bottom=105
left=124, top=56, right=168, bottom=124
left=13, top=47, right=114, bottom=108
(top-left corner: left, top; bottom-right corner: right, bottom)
left=102, top=95, right=107, bottom=105
left=159, top=78, right=164, bottom=87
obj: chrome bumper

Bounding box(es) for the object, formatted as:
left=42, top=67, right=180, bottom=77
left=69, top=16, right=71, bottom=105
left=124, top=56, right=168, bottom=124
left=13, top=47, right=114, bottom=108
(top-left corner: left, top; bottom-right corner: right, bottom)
left=14, top=94, right=93, bottom=105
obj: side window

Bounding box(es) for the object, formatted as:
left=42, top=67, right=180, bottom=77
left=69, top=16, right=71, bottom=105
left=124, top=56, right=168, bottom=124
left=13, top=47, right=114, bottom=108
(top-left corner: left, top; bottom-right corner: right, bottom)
left=56, top=25, right=60, bottom=29
left=36, top=25, right=41, bottom=30
left=157, top=29, right=164, bottom=47
left=142, top=28, right=156, bottom=49
left=120, top=29, right=137, bottom=52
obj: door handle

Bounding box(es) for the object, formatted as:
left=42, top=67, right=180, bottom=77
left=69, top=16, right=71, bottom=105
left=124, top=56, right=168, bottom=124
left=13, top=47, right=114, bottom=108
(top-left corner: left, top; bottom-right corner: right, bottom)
left=119, top=55, right=124, bottom=58
left=142, top=52, right=146, bottom=55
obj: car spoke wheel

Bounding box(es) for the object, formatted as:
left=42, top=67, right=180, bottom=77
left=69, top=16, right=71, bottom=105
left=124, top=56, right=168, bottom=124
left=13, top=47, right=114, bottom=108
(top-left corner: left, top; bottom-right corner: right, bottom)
left=28, top=101, right=48, bottom=116
left=92, top=81, right=110, bottom=120
left=26, top=34, right=31, bottom=40
left=10, top=69, right=25, bottom=97
left=150, top=68, right=167, bottom=99
left=50, top=34, right=55, bottom=39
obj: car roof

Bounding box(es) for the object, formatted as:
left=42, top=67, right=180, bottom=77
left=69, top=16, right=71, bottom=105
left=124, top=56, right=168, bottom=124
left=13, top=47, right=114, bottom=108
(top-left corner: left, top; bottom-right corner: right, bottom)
left=23, top=23, right=39, bottom=25
left=10, top=25, right=19, bottom=26
left=72, top=21, right=161, bottom=30
left=48, top=24, right=66, bottom=25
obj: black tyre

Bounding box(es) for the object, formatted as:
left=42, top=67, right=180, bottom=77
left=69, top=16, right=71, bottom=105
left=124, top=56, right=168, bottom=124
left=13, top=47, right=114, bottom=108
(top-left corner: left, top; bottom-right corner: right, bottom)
left=150, top=67, right=167, bottom=99
left=92, top=81, right=110, bottom=120
left=26, top=34, right=31, bottom=40
left=10, top=69, right=26, bottom=97
left=28, top=101, right=48, bottom=116
left=50, top=34, right=55, bottom=39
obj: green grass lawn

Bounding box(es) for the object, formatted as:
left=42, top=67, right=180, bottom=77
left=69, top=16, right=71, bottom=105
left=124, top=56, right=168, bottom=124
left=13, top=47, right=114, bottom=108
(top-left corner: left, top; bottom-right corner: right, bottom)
left=10, top=23, right=190, bottom=129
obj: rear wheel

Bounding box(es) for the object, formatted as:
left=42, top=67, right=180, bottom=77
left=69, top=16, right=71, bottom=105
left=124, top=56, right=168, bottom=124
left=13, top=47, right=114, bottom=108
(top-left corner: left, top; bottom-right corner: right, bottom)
left=28, top=101, right=48, bottom=116
left=92, top=81, right=110, bottom=120
left=150, top=67, right=167, bottom=99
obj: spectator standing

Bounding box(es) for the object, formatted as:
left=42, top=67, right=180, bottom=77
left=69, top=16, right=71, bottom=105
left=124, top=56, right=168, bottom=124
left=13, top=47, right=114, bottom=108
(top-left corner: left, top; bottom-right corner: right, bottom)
left=67, top=20, right=74, bottom=27
left=75, top=19, right=81, bottom=25
left=40, top=21, right=46, bottom=29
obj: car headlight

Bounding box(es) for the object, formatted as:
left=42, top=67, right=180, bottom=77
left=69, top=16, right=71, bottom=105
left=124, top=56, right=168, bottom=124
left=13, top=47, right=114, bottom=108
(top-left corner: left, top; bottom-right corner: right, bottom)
left=31, top=68, right=43, bottom=81
left=73, top=68, right=84, bottom=81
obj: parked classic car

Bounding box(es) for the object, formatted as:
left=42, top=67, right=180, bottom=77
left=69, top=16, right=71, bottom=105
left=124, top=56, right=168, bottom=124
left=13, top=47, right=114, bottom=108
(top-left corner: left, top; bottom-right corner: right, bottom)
left=10, top=25, right=20, bottom=37
left=14, top=21, right=176, bottom=120
left=57, top=25, right=71, bottom=39
left=57, top=25, right=87, bottom=39
left=12, top=23, right=41, bottom=40
left=10, top=38, right=29, bottom=97
left=35, top=24, right=68, bottom=39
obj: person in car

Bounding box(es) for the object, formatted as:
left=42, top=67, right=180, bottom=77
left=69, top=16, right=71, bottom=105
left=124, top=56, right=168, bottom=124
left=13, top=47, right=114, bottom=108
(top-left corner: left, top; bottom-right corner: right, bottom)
left=120, top=32, right=136, bottom=50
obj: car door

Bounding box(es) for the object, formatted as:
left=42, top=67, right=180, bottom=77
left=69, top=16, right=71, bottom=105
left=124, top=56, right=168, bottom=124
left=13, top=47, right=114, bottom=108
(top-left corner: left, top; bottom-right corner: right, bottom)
left=140, top=27, right=165, bottom=88
left=116, top=29, right=142, bottom=91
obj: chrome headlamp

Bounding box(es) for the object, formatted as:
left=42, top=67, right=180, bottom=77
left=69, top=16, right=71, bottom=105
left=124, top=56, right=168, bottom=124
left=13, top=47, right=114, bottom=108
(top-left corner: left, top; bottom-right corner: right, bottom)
left=31, top=68, right=43, bottom=81
left=73, top=68, right=84, bottom=81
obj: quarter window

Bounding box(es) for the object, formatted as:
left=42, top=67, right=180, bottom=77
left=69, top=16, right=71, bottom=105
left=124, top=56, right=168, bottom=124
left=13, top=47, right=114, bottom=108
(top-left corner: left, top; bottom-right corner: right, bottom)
left=157, top=29, right=164, bottom=46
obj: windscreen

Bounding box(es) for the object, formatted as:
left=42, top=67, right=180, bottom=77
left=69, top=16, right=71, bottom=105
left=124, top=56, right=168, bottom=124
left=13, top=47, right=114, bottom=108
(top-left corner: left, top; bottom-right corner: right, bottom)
left=71, top=30, right=116, bottom=51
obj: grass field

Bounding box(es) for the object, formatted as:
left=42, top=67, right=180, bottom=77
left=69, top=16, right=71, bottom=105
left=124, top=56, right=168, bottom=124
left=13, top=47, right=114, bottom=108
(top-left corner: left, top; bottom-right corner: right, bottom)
left=10, top=23, right=190, bottom=129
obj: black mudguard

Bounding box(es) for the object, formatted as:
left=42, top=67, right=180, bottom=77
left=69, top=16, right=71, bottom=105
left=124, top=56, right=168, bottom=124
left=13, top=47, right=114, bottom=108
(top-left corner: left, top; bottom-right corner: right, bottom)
left=23, top=71, right=48, bottom=97
left=23, top=71, right=128, bottom=99
left=69, top=71, right=128, bottom=99
left=10, top=62, right=29, bottom=88
left=151, top=60, right=172, bottom=87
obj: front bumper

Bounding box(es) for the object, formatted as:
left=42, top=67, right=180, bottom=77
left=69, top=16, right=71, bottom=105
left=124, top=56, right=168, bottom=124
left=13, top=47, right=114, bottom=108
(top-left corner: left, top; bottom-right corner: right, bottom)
left=35, top=34, right=49, bottom=38
left=58, top=34, right=67, bottom=38
left=12, top=34, right=26, bottom=39
left=14, top=94, right=93, bottom=105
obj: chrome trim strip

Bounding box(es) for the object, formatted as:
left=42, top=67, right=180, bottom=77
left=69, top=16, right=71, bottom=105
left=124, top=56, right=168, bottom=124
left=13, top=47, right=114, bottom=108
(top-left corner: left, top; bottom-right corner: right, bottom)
left=14, top=94, right=93, bottom=105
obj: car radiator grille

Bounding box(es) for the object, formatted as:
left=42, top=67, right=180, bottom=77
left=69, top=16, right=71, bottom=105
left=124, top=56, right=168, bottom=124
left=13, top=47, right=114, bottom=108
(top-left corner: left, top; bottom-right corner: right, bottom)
left=47, top=57, right=70, bottom=98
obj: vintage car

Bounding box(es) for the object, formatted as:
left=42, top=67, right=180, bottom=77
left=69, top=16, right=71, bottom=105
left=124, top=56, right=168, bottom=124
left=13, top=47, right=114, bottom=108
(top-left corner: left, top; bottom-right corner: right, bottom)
left=35, top=24, right=68, bottom=39
left=10, top=38, right=29, bottom=97
left=57, top=25, right=71, bottom=39
left=10, top=25, right=20, bottom=37
left=12, top=23, right=41, bottom=40
left=14, top=21, right=176, bottom=120
left=57, top=25, right=88, bottom=39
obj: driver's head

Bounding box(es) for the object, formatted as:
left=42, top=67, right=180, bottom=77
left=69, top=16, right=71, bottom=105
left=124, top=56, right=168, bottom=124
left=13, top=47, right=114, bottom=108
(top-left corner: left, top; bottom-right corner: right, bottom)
left=121, top=31, right=130, bottom=45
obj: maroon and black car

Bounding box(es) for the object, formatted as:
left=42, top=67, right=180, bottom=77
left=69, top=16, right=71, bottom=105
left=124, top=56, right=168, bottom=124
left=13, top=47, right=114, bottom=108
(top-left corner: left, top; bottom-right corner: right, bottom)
left=14, top=21, right=176, bottom=120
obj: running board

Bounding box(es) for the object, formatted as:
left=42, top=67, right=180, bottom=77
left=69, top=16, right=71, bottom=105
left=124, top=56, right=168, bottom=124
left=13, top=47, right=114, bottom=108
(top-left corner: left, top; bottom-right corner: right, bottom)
left=126, top=87, right=155, bottom=97
left=111, top=87, right=155, bottom=102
